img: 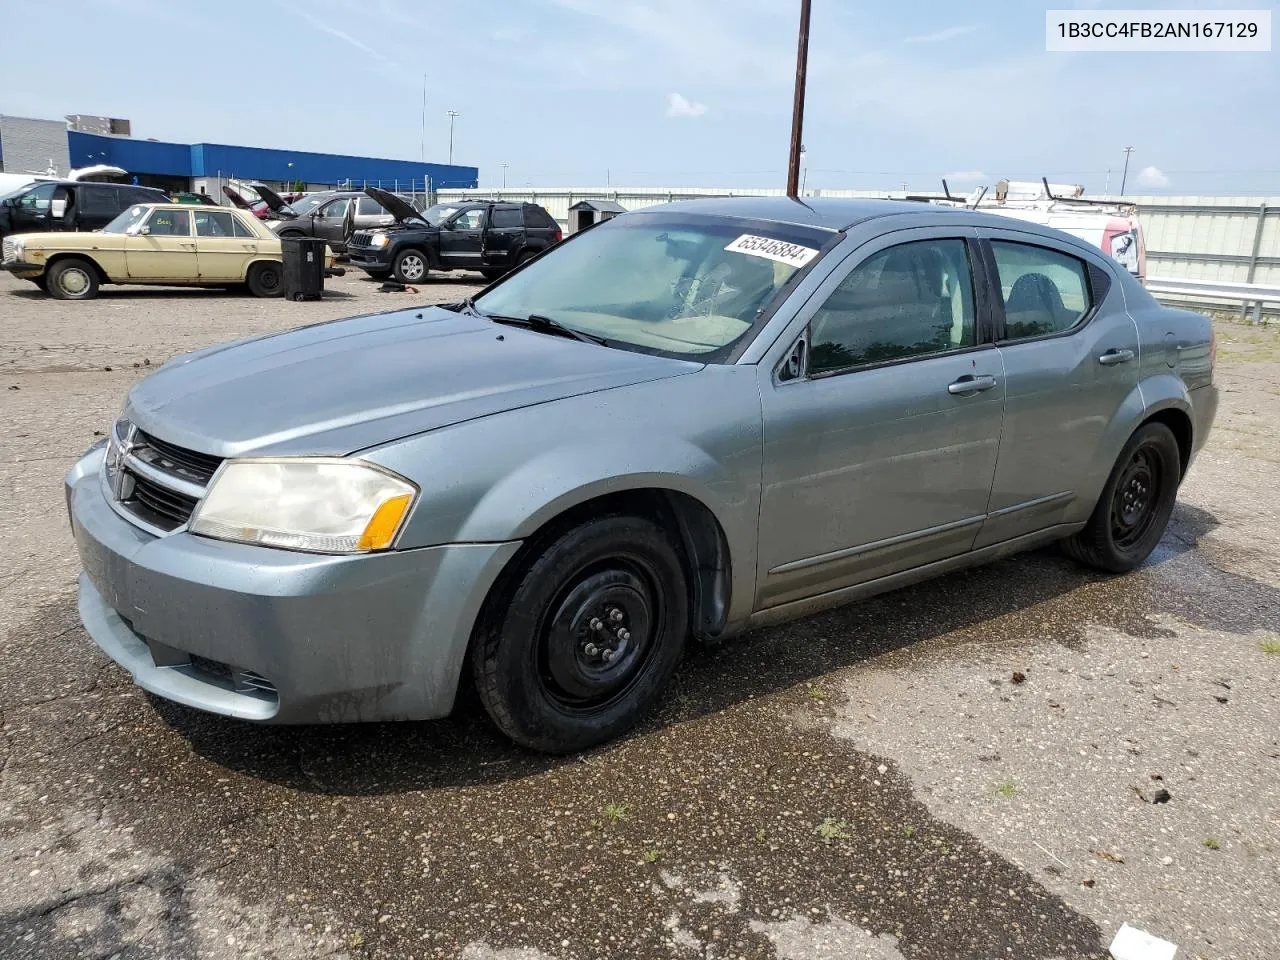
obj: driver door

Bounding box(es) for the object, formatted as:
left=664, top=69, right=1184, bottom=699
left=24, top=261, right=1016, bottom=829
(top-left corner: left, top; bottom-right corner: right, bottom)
left=125, top=208, right=195, bottom=279
left=311, top=197, right=351, bottom=245
left=440, top=207, right=485, bottom=268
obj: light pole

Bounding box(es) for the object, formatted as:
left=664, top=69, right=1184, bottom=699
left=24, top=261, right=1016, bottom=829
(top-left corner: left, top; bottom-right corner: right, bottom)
left=501, top=162, right=509, bottom=189
left=420, top=74, right=427, bottom=162
left=446, top=111, right=460, bottom=165
left=786, top=0, right=813, bottom=198
left=1120, top=146, right=1134, bottom=194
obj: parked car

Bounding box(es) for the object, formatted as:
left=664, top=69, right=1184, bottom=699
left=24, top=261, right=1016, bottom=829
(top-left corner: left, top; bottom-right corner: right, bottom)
left=64, top=197, right=1217, bottom=752
left=347, top=189, right=562, bottom=282
left=266, top=189, right=425, bottom=254
left=0, top=180, right=168, bottom=240
left=2, top=202, right=333, bottom=299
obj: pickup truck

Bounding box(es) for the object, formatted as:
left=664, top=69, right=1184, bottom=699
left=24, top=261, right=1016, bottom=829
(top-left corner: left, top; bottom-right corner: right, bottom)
left=346, top=188, right=562, bottom=283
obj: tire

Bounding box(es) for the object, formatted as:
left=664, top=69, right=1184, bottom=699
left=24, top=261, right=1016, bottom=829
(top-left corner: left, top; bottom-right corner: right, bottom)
left=46, top=258, right=99, bottom=301
left=246, top=261, right=283, bottom=298
left=472, top=514, right=690, bottom=753
left=364, top=269, right=391, bottom=281
left=278, top=230, right=305, bottom=239
left=392, top=248, right=429, bottom=284
left=480, top=268, right=505, bottom=282
left=32, top=276, right=49, bottom=292
left=1062, top=422, right=1181, bottom=573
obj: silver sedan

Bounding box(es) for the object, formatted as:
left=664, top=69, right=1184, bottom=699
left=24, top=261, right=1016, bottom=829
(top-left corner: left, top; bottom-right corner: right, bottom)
left=65, top=197, right=1218, bottom=752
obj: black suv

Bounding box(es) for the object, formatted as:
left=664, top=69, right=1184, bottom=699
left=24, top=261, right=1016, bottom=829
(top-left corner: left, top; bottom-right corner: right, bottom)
left=346, top=188, right=562, bottom=283
left=0, top=180, right=169, bottom=240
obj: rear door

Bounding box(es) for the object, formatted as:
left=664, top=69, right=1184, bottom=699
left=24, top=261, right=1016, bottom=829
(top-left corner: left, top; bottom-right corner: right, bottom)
left=125, top=208, right=195, bottom=279
left=973, top=230, right=1140, bottom=546
left=482, top=205, right=524, bottom=267
left=193, top=209, right=256, bottom=280
left=74, top=184, right=123, bottom=231
left=439, top=207, right=485, bottom=267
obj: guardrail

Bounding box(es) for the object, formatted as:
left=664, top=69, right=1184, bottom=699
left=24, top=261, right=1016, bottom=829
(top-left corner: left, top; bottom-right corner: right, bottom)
left=1146, top=276, right=1280, bottom=323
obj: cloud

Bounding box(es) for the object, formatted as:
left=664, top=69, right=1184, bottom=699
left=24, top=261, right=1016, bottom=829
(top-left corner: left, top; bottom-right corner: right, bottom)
left=905, top=25, right=974, bottom=43
left=1135, top=165, right=1170, bottom=188
left=667, top=93, right=708, bottom=118
left=942, top=170, right=986, bottom=182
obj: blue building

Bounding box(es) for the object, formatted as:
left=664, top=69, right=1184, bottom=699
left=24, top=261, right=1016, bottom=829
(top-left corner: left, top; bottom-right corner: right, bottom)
left=67, top=130, right=478, bottom=195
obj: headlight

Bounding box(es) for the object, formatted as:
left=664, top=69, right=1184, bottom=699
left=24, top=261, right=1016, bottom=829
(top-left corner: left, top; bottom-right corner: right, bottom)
left=368, top=233, right=389, bottom=248
left=189, top=459, right=417, bottom=554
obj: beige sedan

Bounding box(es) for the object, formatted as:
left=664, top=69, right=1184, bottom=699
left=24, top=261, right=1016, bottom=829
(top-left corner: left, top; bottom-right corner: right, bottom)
left=0, top=203, right=332, bottom=300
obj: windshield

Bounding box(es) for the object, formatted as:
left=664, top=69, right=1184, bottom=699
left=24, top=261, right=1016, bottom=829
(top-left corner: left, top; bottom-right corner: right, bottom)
left=289, top=194, right=330, bottom=215
left=473, top=214, right=832, bottom=358
left=101, top=205, right=151, bottom=234
left=419, top=204, right=459, bottom=225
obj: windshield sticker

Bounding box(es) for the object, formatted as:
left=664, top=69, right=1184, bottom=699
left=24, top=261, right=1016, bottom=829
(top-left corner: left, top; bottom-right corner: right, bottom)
left=724, top=234, right=819, bottom=267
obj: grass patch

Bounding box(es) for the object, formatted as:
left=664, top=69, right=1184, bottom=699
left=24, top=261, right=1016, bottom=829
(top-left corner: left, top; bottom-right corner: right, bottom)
left=806, top=682, right=827, bottom=703
left=995, top=780, right=1017, bottom=799
left=642, top=848, right=663, bottom=863
left=603, top=802, right=629, bottom=823
left=1260, top=637, right=1280, bottom=655
left=1203, top=837, right=1221, bottom=851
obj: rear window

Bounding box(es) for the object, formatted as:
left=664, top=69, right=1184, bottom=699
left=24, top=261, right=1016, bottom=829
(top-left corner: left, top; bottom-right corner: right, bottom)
left=356, top=196, right=385, bottom=216
left=491, top=207, right=522, bottom=228
left=524, top=205, right=558, bottom=229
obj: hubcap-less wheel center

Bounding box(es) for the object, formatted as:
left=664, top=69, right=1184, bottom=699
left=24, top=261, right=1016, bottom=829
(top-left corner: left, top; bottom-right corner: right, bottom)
left=1111, top=448, right=1160, bottom=549
left=544, top=568, right=654, bottom=705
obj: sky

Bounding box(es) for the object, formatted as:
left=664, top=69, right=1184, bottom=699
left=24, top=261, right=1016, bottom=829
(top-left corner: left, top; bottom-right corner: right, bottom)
left=0, top=0, right=1275, bottom=195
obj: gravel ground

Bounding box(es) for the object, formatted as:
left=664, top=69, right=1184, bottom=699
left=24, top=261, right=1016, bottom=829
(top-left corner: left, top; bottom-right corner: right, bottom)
left=0, top=270, right=1277, bottom=960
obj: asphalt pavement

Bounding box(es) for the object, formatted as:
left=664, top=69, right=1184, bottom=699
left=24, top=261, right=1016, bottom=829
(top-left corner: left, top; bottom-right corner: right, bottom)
left=0, top=270, right=1276, bottom=960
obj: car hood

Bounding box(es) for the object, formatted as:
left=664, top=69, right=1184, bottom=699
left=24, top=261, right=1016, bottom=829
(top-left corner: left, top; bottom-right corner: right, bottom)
left=364, top=186, right=423, bottom=225
left=123, top=306, right=702, bottom=458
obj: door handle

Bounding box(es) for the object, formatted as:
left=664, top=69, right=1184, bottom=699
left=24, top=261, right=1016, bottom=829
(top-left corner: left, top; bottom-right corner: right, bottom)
left=948, top=374, right=998, bottom=395
left=1098, top=348, right=1135, bottom=366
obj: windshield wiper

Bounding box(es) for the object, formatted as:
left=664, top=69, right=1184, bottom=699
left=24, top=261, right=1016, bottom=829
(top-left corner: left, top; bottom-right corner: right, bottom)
left=485, top=312, right=608, bottom=346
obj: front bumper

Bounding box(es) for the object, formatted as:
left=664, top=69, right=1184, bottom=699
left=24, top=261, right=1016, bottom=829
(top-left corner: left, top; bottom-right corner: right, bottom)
left=2, top=257, right=43, bottom=278
left=66, top=447, right=520, bottom=723
left=348, top=249, right=393, bottom=271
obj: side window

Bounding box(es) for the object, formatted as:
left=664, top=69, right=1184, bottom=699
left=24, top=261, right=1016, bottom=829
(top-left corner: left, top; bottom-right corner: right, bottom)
left=990, top=241, right=1091, bottom=340
left=230, top=215, right=255, bottom=238
left=144, top=209, right=191, bottom=237
left=453, top=209, right=485, bottom=230
left=320, top=198, right=350, bottom=219
left=523, top=206, right=556, bottom=228
left=18, top=182, right=57, bottom=212
left=490, top=207, right=522, bottom=228
left=809, top=238, right=977, bottom=376
left=355, top=196, right=381, bottom=216
left=194, top=210, right=236, bottom=237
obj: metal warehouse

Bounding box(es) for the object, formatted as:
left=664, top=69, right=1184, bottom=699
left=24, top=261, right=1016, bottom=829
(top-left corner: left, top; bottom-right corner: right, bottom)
left=0, top=114, right=478, bottom=196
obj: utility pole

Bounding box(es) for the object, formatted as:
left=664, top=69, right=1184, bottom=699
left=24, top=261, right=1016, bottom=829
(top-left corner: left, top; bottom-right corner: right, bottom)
left=1120, top=146, right=1134, bottom=194
left=447, top=110, right=460, bottom=165
left=501, top=162, right=509, bottom=189
left=420, top=75, right=427, bottom=162
left=786, top=0, right=812, bottom=198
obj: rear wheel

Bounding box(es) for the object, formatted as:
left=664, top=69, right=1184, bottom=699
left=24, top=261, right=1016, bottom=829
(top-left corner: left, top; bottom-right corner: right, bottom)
left=46, top=258, right=99, bottom=301
left=246, top=260, right=283, bottom=298
left=1062, top=422, right=1181, bottom=573
left=472, top=514, right=689, bottom=753
left=364, top=268, right=392, bottom=281
left=392, top=248, right=428, bottom=284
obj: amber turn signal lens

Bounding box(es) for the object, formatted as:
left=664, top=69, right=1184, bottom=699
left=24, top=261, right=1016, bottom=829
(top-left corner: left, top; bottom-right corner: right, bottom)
left=357, top=493, right=414, bottom=551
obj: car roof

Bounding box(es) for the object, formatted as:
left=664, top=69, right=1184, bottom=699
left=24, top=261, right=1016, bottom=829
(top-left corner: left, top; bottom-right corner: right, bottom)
left=637, top=195, right=1086, bottom=233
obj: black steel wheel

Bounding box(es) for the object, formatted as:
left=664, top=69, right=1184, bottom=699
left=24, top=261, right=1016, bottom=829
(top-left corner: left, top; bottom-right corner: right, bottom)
left=247, top=261, right=283, bottom=297
left=473, top=514, right=689, bottom=753
left=1063, top=422, right=1181, bottom=573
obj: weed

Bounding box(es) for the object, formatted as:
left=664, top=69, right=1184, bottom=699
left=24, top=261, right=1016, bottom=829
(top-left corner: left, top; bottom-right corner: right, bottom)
left=995, top=780, right=1017, bottom=799
left=901, top=824, right=917, bottom=839
left=1203, top=837, right=1221, bottom=851
left=814, top=818, right=853, bottom=843
left=603, top=802, right=629, bottom=823
left=643, top=848, right=663, bottom=863
left=806, top=682, right=827, bottom=703
left=1260, top=637, right=1280, bottom=655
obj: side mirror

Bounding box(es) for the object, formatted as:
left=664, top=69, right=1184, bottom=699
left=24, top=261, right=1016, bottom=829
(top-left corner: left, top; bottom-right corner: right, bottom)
left=125, top=224, right=141, bottom=236
left=441, top=220, right=455, bottom=230
left=51, top=199, right=67, bottom=218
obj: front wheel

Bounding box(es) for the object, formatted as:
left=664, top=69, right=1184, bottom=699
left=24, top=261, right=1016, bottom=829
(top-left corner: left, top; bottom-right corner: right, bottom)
left=246, top=261, right=283, bottom=298
left=46, top=258, right=99, bottom=300
left=392, top=248, right=428, bottom=284
left=363, top=268, right=392, bottom=281
left=1062, top=422, right=1181, bottom=573
left=472, top=515, right=689, bottom=753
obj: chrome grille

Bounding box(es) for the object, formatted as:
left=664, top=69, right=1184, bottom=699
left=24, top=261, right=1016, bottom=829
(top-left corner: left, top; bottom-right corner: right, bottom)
left=107, top=421, right=222, bottom=535
left=1, top=238, right=16, bottom=264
